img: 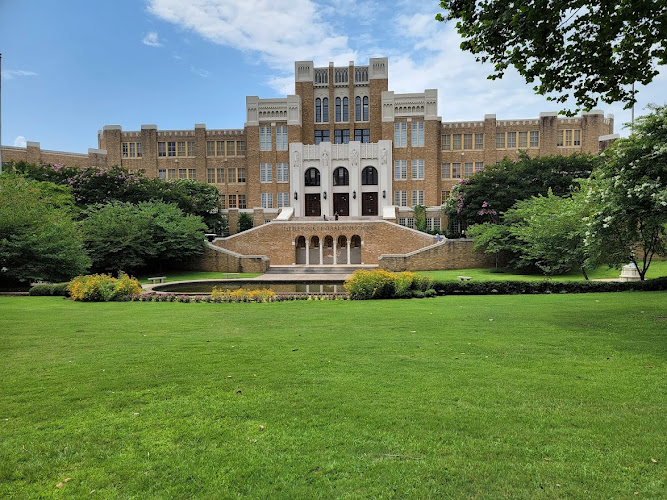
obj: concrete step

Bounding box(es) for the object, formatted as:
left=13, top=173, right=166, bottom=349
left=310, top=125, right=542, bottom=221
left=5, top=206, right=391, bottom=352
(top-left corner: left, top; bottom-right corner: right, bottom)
left=266, top=265, right=377, bottom=275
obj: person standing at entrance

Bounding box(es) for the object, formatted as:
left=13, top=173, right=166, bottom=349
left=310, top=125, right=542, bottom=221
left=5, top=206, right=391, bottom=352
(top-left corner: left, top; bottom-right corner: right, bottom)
left=334, top=212, right=339, bottom=221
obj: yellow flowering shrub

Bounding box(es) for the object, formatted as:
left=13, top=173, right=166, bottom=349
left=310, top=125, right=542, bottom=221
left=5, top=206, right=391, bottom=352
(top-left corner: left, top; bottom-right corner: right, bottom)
left=68, top=272, right=142, bottom=301
left=210, top=287, right=275, bottom=302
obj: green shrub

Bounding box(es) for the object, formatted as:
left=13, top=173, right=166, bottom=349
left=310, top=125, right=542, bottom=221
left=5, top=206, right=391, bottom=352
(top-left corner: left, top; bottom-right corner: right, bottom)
left=67, top=273, right=142, bottom=301
left=29, top=283, right=70, bottom=296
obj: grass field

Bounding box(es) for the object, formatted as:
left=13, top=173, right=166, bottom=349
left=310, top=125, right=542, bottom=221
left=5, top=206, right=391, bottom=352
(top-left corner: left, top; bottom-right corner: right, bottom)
left=1, top=293, right=665, bottom=498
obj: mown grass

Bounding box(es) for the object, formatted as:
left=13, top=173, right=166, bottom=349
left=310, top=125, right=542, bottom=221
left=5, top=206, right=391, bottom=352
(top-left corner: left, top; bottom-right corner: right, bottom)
left=1, top=293, right=665, bottom=498
left=135, top=271, right=261, bottom=284
left=418, top=260, right=667, bottom=282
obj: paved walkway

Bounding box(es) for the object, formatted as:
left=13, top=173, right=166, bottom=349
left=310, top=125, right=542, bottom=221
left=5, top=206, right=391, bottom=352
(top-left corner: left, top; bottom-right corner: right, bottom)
left=248, top=272, right=351, bottom=281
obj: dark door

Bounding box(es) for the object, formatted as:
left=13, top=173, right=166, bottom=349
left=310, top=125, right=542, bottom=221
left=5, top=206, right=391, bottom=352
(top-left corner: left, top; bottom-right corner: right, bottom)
left=333, top=193, right=349, bottom=216
left=362, top=192, right=378, bottom=216
left=305, top=194, right=321, bottom=216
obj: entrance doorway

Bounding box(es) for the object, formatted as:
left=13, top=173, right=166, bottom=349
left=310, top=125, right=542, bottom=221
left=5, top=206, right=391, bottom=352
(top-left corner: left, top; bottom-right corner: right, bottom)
left=333, top=193, right=349, bottom=216
left=305, top=194, right=321, bottom=216
left=362, top=192, right=378, bottom=216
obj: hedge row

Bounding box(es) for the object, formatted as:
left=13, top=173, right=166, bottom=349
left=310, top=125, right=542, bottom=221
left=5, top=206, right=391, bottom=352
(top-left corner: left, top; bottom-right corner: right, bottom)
left=431, top=276, right=667, bottom=295
left=28, top=283, right=70, bottom=296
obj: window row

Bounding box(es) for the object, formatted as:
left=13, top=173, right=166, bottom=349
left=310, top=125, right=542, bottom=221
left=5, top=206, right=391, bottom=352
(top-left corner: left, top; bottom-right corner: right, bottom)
left=441, top=162, right=483, bottom=179
left=158, top=168, right=196, bottom=180
left=205, top=167, right=247, bottom=184
left=394, top=159, right=424, bottom=180
left=260, top=192, right=291, bottom=209
left=206, top=140, right=246, bottom=157
left=394, top=121, right=424, bottom=147
left=315, top=96, right=369, bottom=123
left=441, top=133, right=484, bottom=151
left=158, top=140, right=195, bottom=157
left=259, top=163, right=289, bottom=183
left=557, top=129, right=581, bottom=147
left=220, top=194, right=247, bottom=209
left=122, top=142, right=143, bottom=158
left=496, top=131, right=540, bottom=149
left=259, top=125, right=288, bottom=151
left=314, top=128, right=370, bottom=144
left=398, top=217, right=441, bottom=230
left=394, top=190, right=425, bottom=207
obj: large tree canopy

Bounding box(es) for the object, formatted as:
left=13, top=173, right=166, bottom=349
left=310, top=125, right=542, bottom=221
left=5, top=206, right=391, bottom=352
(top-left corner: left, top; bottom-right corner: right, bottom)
left=437, top=0, right=667, bottom=114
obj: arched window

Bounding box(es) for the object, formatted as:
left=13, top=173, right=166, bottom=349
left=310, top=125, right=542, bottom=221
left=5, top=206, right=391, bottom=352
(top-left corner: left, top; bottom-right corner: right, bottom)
left=324, top=235, right=333, bottom=249
left=355, top=96, right=361, bottom=121
left=363, top=96, right=369, bottom=121
left=296, top=236, right=306, bottom=248
left=315, top=98, right=322, bottom=123
left=335, top=97, right=341, bottom=122
left=343, top=97, right=349, bottom=121
left=305, top=168, right=321, bottom=186
left=333, top=167, right=349, bottom=186
left=322, top=98, right=329, bottom=122
left=361, top=166, right=378, bottom=185
left=310, top=236, right=320, bottom=248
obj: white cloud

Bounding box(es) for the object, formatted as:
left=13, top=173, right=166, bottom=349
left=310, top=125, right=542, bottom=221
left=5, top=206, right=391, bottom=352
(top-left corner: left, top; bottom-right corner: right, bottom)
left=191, top=66, right=210, bottom=77
left=14, top=136, right=27, bottom=148
left=2, top=70, right=37, bottom=81
left=142, top=31, right=163, bottom=47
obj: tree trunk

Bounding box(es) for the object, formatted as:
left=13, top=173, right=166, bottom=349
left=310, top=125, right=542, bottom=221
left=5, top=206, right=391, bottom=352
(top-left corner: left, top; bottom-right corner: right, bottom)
left=580, top=266, right=589, bottom=281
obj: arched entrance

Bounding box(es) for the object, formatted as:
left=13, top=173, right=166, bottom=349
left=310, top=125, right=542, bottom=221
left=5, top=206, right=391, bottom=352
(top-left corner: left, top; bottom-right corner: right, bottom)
left=323, top=235, right=334, bottom=265
left=337, top=235, right=348, bottom=264
left=350, top=235, right=362, bottom=264
left=309, top=236, right=320, bottom=264
left=295, top=236, right=306, bottom=264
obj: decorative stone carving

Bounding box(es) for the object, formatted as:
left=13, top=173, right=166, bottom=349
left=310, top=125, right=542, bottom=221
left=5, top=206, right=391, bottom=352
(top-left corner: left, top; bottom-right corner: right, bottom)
left=293, top=150, right=300, bottom=168
left=381, top=147, right=387, bottom=165
left=351, top=148, right=358, bottom=167
left=321, top=150, right=329, bottom=167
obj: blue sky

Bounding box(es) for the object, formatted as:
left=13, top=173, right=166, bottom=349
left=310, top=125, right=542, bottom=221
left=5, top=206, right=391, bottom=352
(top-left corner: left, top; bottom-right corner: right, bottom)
left=1, top=0, right=665, bottom=153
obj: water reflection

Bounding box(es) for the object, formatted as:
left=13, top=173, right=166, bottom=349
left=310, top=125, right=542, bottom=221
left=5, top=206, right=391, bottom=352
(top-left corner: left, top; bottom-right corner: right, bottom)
left=154, top=280, right=345, bottom=295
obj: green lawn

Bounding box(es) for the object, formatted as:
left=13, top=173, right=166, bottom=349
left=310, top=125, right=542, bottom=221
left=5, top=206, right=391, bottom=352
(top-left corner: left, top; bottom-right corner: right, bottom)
left=1, top=294, right=665, bottom=498
left=135, top=271, right=262, bottom=284
left=418, top=260, right=667, bottom=282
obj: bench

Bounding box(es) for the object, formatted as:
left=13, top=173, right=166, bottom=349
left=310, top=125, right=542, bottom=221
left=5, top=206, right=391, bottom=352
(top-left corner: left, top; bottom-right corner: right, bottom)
left=148, top=276, right=166, bottom=284
left=457, top=276, right=472, bottom=281
left=222, top=273, right=239, bottom=279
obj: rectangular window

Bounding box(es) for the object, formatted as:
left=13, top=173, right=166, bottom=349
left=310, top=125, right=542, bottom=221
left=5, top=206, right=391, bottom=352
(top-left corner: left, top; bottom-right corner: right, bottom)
left=452, top=162, right=461, bottom=178
left=226, top=140, right=235, bottom=156
left=260, top=163, right=273, bottom=183
left=276, top=163, right=289, bottom=183
left=394, top=122, right=407, bottom=147
left=261, top=193, right=273, bottom=209
left=276, top=125, right=288, bottom=151
left=334, top=129, right=350, bottom=144
left=228, top=194, right=237, bottom=209
left=475, top=133, right=484, bottom=150
left=518, top=131, right=528, bottom=148
left=187, top=140, right=195, bottom=156
left=354, top=128, right=370, bottom=143
left=411, top=190, right=424, bottom=206
left=168, top=168, right=176, bottom=179
left=441, top=190, right=450, bottom=202
left=427, top=217, right=441, bottom=231
left=574, top=129, right=581, bottom=145
left=217, top=168, right=225, bottom=184
left=441, top=134, right=451, bottom=150
left=236, top=140, right=245, bottom=155
left=178, top=168, right=187, bottom=179
left=228, top=168, right=236, bottom=183
left=122, top=143, right=128, bottom=158
left=398, top=218, right=406, bottom=226
left=237, top=168, right=246, bottom=183
left=178, top=141, right=187, bottom=157
left=565, top=129, right=573, bottom=146
left=238, top=194, right=247, bottom=209
left=475, top=162, right=484, bottom=173
left=406, top=217, right=415, bottom=229
left=220, top=194, right=226, bottom=209
left=411, top=159, right=424, bottom=180
left=530, top=131, right=539, bottom=147
left=158, top=142, right=166, bottom=157
left=207, top=141, right=215, bottom=157
left=411, top=121, right=424, bottom=147
left=394, top=190, right=407, bottom=207
left=463, top=133, right=473, bottom=150
left=507, top=132, right=516, bottom=149
left=314, top=130, right=330, bottom=144
left=158, top=168, right=166, bottom=179
left=496, top=132, right=506, bottom=149
left=452, top=134, right=462, bottom=150
left=216, top=141, right=225, bottom=156
left=260, top=126, right=272, bottom=151
left=167, top=141, right=176, bottom=157
left=188, top=168, right=196, bottom=180
left=394, top=160, right=407, bottom=180
left=207, top=168, right=215, bottom=183
left=136, top=143, right=142, bottom=157
left=464, top=162, right=473, bottom=177
left=277, top=192, right=290, bottom=208
left=441, top=163, right=451, bottom=179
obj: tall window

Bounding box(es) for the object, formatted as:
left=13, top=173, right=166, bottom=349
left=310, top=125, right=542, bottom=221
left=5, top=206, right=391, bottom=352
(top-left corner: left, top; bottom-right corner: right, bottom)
left=394, top=190, right=407, bottom=206
left=315, top=130, right=330, bottom=144
left=276, top=126, right=288, bottom=151
left=217, top=141, right=225, bottom=156
left=276, top=163, right=289, bottom=183
left=333, top=167, right=349, bottom=186
left=305, top=168, right=321, bottom=186
left=226, top=140, right=235, bottom=156
left=475, top=162, right=484, bottom=173
left=260, top=126, right=272, bottom=150
left=496, top=132, right=506, bottom=148
left=335, top=97, right=342, bottom=122
left=238, top=195, right=247, bottom=209
left=412, top=121, right=424, bottom=147
left=441, top=134, right=451, bottom=150
left=167, top=142, right=176, bottom=157
left=394, top=122, right=407, bottom=147
left=334, top=129, right=350, bottom=144
left=354, top=129, right=370, bottom=143
left=322, top=98, right=329, bottom=122
left=207, top=169, right=215, bottom=183
left=441, top=163, right=451, bottom=179
left=315, top=98, right=322, bottom=122
left=452, top=134, right=462, bottom=150
left=411, top=159, right=424, bottom=180
left=394, top=160, right=407, bottom=180
left=188, top=168, right=196, bottom=180
left=411, top=190, right=424, bottom=206
left=362, top=96, right=369, bottom=121
left=260, top=163, right=273, bottom=183
left=463, top=133, right=473, bottom=150
left=507, top=131, right=517, bottom=148
left=236, top=140, right=245, bottom=155
left=158, top=142, right=167, bottom=157
left=464, top=162, right=473, bottom=177
left=343, top=97, right=349, bottom=121
left=261, top=193, right=273, bottom=208
left=518, top=131, right=528, bottom=148
left=452, top=162, right=461, bottom=178
left=206, top=141, right=215, bottom=156
left=355, top=96, right=361, bottom=121
left=237, top=167, right=246, bottom=183
left=217, top=168, right=225, bottom=183
left=158, top=169, right=166, bottom=179
left=361, top=166, right=378, bottom=185
left=475, top=133, right=484, bottom=150
left=530, top=131, right=539, bottom=147
left=441, top=190, right=450, bottom=202
left=228, top=194, right=237, bottom=208
left=178, top=168, right=187, bottom=179
left=277, top=192, right=290, bottom=208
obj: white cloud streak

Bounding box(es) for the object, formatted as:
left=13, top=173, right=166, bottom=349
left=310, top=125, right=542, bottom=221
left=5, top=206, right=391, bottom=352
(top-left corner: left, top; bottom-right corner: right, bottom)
left=142, top=31, right=163, bottom=47
left=14, top=136, right=27, bottom=147
left=2, top=69, right=37, bottom=81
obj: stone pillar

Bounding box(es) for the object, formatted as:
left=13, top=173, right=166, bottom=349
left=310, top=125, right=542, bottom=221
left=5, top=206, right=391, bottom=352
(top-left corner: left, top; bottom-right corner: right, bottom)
left=347, top=240, right=351, bottom=264
left=306, top=239, right=310, bottom=266
left=319, top=240, right=323, bottom=266
left=333, top=239, right=338, bottom=265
